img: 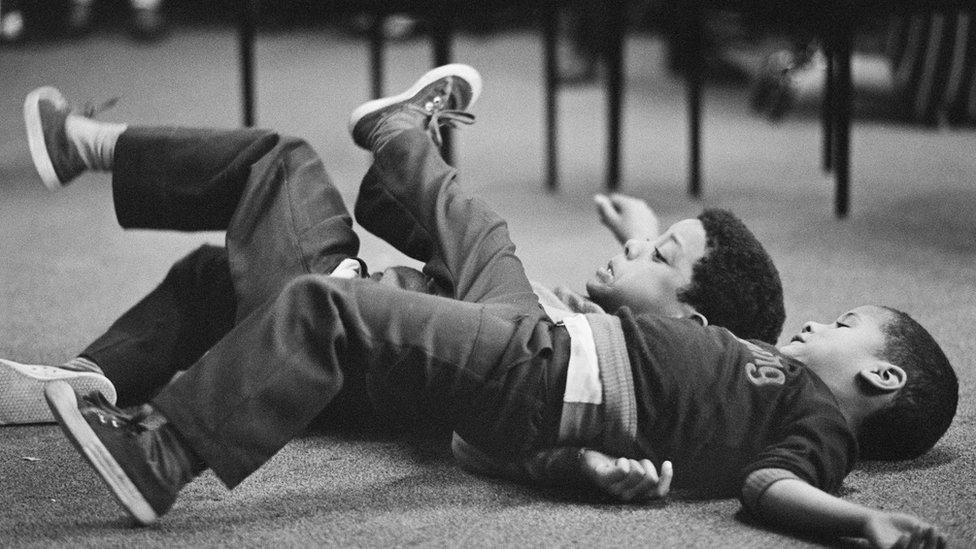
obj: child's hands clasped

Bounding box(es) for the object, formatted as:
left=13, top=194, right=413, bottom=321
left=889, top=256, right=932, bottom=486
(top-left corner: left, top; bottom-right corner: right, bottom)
left=580, top=448, right=673, bottom=502
left=863, top=511, right=948, bottom=549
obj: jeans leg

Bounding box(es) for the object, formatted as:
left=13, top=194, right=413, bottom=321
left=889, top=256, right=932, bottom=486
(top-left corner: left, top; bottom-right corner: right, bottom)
left=354, top=130, right=538, bottom=312
left=224, top=135, right=360, bottom=319
left=152, top=275, right=557, bottom=488
left=80, top=245, right=235, bottom=406
left=112, top=127, right=360, bottom=320
left=112, top=127, right=281, bottom=231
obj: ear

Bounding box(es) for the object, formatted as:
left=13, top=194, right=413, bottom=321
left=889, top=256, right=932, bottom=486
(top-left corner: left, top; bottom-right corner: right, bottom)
left=687, top=311, right=708, bottom=327
left=857, top=363, right=907, bottom=393
left=675, top=300, right=700, bottom=321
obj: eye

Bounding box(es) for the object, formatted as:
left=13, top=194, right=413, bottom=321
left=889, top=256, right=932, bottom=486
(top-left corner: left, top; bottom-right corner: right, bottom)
left=653, top=248, right=668, bottom=265
left=835, top=321, right=849, bottom=328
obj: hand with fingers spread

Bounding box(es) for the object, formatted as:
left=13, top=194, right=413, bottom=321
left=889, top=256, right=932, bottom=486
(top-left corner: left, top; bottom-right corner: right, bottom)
left=594, top=193, right=660, bottom=245
left=865, top=511, right=948, bottom=549
left=580, top=448, right=673, bottom=501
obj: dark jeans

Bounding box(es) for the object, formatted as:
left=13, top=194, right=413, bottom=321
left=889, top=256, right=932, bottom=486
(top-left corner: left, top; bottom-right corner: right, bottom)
left=81, top=127, right=567, bottom=487
left=81, top=127, right=358, bottom=406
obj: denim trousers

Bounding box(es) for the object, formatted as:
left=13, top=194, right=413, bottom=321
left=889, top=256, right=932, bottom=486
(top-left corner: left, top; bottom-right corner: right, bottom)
left=81, top=127, right=358, bottom=405
left=81, top=126, right=566, bottom=487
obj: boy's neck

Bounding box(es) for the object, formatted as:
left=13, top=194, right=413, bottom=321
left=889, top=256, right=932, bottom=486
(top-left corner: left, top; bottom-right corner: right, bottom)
left=829, top=383, right=896, bottom=435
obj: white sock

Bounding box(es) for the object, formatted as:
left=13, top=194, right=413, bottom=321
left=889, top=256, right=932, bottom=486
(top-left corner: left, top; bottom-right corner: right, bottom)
left=65, top=114, right=127, bottom=172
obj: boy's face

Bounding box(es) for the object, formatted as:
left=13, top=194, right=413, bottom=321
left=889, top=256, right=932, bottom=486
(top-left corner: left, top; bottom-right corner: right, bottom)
left=585, top=218, right=707, bottom=316
left=779, top=306, right=891, bottom=381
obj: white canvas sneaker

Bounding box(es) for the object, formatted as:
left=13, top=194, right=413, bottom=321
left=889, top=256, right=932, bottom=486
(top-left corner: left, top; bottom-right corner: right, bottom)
left=0, top=358, right=116, bottom=425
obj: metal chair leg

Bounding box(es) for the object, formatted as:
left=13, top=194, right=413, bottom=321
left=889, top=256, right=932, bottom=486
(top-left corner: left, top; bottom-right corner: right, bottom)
left=369, top=14, right=385, bottom=99
left=543, top=1, right=559, bottom=191
left=822, top=47, right=834, bottom=172
left=828, top=23, right=853, bottom=219
left=605, top=0, right=625, bottom=192
left=685, top=6, right=705, bottom=198
left=238, top=0, right=256, bottom=127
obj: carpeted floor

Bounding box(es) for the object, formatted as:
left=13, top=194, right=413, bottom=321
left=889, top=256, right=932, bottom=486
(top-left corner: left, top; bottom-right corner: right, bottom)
left=1, top=23, right=974, bottom=548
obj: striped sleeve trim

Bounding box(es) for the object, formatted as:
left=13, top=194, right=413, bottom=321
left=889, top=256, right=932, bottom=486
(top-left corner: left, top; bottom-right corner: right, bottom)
left=585, top=313, right=637, bottom=456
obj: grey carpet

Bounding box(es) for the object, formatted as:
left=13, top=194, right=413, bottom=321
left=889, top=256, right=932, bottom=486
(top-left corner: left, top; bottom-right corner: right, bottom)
left=1, top=27, right=974, bottom=547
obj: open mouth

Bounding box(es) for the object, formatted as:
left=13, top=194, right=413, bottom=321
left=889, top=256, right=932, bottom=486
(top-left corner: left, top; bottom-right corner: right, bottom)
left=595, top=261, right=615, bottom=283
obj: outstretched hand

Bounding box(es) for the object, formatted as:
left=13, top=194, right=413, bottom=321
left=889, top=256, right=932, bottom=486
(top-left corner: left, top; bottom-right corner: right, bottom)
left=580, top=449, right=672, bottom=502
left=864, top=511, right=948, bottom=549
left=594, top=193, right=660, bottom=244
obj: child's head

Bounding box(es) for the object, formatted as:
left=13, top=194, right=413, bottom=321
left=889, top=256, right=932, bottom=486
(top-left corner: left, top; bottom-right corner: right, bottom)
left=585, top=208, right=785, bottom=343
left=779, top=306, right=958, bottom=460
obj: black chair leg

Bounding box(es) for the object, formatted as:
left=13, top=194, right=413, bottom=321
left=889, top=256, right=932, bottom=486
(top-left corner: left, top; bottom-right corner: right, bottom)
left=605, top=0, right=625, bottom=192
left=543, top=1, right=559, bottom=191
left=369, top=14, right=385, bottom=99
left=822, top=46, right=834, bottom=172
left=832, top=27, right=853, bottom=218
left=685, top=7, right=705, bottom=198
left=238, top=0, right=256, bottom=127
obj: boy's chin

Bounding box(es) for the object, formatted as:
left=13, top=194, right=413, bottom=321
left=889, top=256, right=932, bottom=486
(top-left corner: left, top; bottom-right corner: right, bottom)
left=777, top=341, right=801, bottom=359
left=583, top=282, right=607, bottom=304
left=584, top=289, right=617, bottom=314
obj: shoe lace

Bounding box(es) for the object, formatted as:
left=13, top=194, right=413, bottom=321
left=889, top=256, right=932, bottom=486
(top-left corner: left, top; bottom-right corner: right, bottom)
left=79, top=96, right=120, bottom=119
left=82, top=391, right=150, bottom=431
left=82, top=392, right=200, bottom=485
left=425, top=109, right=475, bottom=147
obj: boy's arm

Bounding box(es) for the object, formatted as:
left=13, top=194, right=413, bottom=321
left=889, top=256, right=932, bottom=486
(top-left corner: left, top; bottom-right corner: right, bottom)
left=593, top=193, right=660, bottom=244
left=745, top=468, right=948, bottom=549
left=452, top=433, right=672, bottom=501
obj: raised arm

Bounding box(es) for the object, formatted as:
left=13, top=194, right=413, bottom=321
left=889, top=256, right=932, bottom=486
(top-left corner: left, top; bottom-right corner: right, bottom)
left=744, top=468, right=947, bottom=549
left=593, top=193, right=660, bottom=244
left=452, top=434, right=671, bottom=501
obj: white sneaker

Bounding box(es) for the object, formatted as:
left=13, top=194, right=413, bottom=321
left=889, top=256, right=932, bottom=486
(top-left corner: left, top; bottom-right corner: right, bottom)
left=0, top=358, right=117, bottom=425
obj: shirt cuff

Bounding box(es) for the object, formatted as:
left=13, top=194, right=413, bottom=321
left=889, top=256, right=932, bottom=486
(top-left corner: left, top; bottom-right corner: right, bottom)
left=741, top=468, right=802, bottom=513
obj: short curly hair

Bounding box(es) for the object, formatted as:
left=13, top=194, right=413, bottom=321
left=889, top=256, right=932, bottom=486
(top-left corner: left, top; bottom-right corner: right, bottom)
left=857, top=307, right=958, bottom=460
left=678, top=209, right=786, bottom=344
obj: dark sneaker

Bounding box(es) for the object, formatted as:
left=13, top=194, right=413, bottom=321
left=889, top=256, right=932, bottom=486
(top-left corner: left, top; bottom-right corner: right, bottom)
left=23, top=87, right=86, bottom=190
left=44, top=381, right=200, bottom=525
left=349, top=63, right=482, bottom=150
left=0, top=358, right=116, bottom=425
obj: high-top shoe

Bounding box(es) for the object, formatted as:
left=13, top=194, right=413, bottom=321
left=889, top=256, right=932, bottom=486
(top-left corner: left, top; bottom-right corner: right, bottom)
left=23, top=86, right=116, bottom=190
left=45, top=381, right=202, bottom=525
left=349, top=63, right=481, bottom=150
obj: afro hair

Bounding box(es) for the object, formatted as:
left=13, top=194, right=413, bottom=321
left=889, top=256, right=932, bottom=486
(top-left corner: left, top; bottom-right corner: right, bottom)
left=679, top=209, right=786, bottom=344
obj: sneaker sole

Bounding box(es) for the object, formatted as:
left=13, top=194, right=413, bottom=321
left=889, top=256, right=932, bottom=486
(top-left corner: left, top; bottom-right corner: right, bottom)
left=0, top=358, right=116, bottom=425
left=348, top=63, right=482, bottom=138
left=23, top=86, right=68, bottom=191
left=44, top=380, right=159, bottom=526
